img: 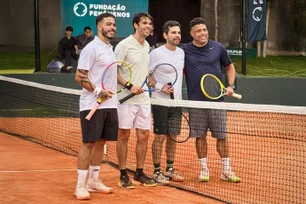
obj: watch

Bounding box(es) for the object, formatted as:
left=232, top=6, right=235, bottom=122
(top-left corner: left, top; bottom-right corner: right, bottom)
left=228, top=84, right=235, bottom=89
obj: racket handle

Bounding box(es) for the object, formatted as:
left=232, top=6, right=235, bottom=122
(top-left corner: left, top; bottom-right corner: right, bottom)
left=119, top=93, right=136, bottom=104
left=85, top=98, right=102, bottom=121
left=167, top=82, right=174, bottom=99
left=232, top=93, right=242, bottom=100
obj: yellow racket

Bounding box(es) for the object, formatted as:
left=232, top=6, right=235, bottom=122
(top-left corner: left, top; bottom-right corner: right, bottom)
left=200, top=74, right=242, bottom=100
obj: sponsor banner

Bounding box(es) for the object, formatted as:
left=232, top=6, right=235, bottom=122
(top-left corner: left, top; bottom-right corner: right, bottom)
left=61, top=0, right=149, bottom=37
left=247, top=0, right=267, bottom=42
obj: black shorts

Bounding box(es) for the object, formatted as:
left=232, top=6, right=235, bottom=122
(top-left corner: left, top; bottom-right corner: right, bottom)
left=189, top=108, right=227, bottom=139
left=152, top=105, right=182, bottom=136
left=80, top=108, right=119, bottom=143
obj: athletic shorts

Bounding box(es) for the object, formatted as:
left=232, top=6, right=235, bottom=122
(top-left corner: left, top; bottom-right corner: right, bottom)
left=118, top=104, right=151, bottom=130
left=80, top=108, right=119, bottom=143
left=189, top=108, right=227, bottom=139
left=152, top=105, right=182, bottom=136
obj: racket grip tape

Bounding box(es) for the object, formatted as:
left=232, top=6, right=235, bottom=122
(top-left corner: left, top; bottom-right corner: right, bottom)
left=119, top=93, right=136, bottom=104
left=85, top=98, right=102, bottom=121
left=167, top=82, right=174, bottom=100
left=232, top=93, right=242, bottom=99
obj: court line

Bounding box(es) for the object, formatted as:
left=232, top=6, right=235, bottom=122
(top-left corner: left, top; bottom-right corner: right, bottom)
left=0, top=168, right=76, bottom=173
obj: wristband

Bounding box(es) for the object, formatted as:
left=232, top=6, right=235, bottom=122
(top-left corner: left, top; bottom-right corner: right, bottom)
left=155, top=83, right=163, bottom=90
left=124, top=82, right=133, bottom=90
left=93, top=87, right=102, bottom=96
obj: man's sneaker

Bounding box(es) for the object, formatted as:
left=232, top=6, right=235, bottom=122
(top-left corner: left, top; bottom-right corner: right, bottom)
left=164, top=168, right=184, bottom=182
left=74, top=183, right=90, bottom=200
left=87, top=178, right=113, bottom=194
left=134, top=173, right=157, bottom=187
left=118, top=175, right=136, bottom=189
left=221, top=169, right=241, bottom=183
left=199, top=168, right=210, bottom=182
left=153, top=171, right=170, bottom=185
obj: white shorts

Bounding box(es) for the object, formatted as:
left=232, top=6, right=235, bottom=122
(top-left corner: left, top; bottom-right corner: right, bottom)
left=118, top=104, right=151, bottom=130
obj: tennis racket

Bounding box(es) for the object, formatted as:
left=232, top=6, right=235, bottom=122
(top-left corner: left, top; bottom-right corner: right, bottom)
left=119, top=63, right=178, bottom=104
left=85, top=61, right=132, bottom=120
left=166, top=83, right=191, bottom=143
left=200, top=74, right=242, bottom=100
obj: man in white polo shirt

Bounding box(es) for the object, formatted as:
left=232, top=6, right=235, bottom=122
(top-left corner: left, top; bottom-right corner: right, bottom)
left=149, top=20, right=185, bottom=185
left=115, top=12, right=156, bottom=189
left=74, top=13, right=118, bottom=200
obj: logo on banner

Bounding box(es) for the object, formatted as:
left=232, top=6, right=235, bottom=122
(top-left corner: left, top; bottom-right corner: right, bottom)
left=252, top=7, right=263, bottom=21
left=74, top=2, right=87, bottom=17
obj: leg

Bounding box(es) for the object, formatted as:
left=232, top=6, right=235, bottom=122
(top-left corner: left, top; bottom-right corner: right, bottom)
left=135, top=128, right=149, bottom=169
left=117, top=128, right=130, bottom=170
left=65, top=49, right=72, bottom=66
left=152, top=134, right=166, bottom=172
left=75, top=142, right=94, bottom=200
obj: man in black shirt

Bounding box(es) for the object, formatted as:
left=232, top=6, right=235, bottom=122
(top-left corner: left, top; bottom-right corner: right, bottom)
left=58, top=26, right=79, bottom=71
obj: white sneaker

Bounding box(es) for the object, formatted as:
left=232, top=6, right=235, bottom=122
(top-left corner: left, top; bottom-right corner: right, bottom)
left=74, top=183, right=90, bottom=200
left=199, top=168, right=210, bottom=182
left=87, top=178, right=113, bottom=193
left=153, top=171, right=170, bottom=185
left=221, top=169, right=241, bottom=183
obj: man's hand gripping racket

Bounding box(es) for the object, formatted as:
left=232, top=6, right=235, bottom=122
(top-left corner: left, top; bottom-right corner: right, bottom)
left=119, top=63, right=178, bottom=104
left=85, top=61, right=132, bottom=120
left=200, top=74, right=242, bottom=100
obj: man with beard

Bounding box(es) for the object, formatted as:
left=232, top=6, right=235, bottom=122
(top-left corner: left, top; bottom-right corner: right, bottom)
left=149, top=20, right=185, bottom=185
left=115, top=13, right=156, bottom=189
left=181, top=17, right=240, bottom=183
left=74, top=13, right=118, bottom=200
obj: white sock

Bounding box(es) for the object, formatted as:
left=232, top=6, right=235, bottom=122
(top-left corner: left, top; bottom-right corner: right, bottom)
left=199, top=158, right=208, bottom=169
left=89, top=166, right=101, bottom=181
left=221, top=158, right=231, bottom=170
left=77, top=169, right=88, bottom=185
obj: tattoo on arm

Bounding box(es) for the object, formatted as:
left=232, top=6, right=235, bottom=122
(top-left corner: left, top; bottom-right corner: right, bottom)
left=78, top=70, right=94, bottom=91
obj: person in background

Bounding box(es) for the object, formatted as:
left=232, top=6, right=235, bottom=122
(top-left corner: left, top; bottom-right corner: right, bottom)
left=76, top=26, right=94, bottom=54
left=58, top=26, right=79, bottom=71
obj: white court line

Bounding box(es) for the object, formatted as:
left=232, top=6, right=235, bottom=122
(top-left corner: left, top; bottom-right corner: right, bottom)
left=0, top=168, right=76, bottom=173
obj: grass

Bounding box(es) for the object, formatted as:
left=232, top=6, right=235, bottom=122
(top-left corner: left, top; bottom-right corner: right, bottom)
left=0, top=49, right=305, bottom=77
left=232, top=56, right=306, bottom=77
left=0, top=48, right=57, bottom=74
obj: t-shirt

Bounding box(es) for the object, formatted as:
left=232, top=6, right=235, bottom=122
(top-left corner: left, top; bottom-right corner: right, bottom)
left=114, top=35, right=151, bottom=105
left=59, top=36, right=77, bottom=51
left=149, top=45, right=185, bottom=100
left=77, top=36, right=117, bottom=111
left=181, top=40, right=232, bottom=101
left=76, top=34, right=94, bottom=50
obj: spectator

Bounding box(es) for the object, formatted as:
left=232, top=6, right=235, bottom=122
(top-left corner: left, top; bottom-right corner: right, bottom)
left=76, top=26, right=94, bottom=54
left=58, top=26, right=79, bottom=72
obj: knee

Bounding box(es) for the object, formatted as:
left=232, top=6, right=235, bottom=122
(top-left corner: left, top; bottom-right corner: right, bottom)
left=83, top=142, right=95, bottom=150
left=137, top=131, right=149, bottom=144
left=119, top=129, right=130, bottom=141
left=154, top=135, right=166, bottom=144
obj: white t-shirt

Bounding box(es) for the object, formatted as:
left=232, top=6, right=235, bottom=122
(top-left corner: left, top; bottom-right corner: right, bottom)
left=114, top=35, right=150, bottom=105
left=77, top=36, right=117, bottom=111
left=149, top=45, right=185, bottom=100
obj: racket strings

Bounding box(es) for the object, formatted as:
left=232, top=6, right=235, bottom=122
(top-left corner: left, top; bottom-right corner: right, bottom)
left=151, top=64, right=177, bottom=89
left=203, top=76, right=222, bottom=97
left=102, top=63, right=117, bottom=92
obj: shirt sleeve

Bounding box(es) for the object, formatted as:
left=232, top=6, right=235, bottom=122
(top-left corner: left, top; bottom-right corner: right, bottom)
left=220, top=44, right=232, bottom=67
left=114, top=41, right=127, bottom=62
left=77, top=46, right=96, bottom=71
left=149, top=50, right=159, bottom=72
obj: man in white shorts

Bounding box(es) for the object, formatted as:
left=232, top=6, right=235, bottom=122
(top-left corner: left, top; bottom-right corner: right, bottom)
left=74, top=13, right=118, bottom=200
left=115, top=12, right=156, bottom=189
left=149, top=20, right=185, bottom=185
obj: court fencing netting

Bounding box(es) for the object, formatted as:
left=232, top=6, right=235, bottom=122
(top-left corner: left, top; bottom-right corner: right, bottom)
left=0, top=75, right=305, bottom=204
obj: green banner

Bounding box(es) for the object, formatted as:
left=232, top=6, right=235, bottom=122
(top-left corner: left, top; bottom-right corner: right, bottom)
left=61, top=0, right=149, bottom=37
left=226, top=48, right=257, bottom=59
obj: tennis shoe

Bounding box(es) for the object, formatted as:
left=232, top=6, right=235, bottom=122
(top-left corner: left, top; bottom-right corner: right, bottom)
left=87, top=178, right=113, bottom=193
left=199, top=167, right=210, bottom=182
left=118, top=175, right=136, bottom=189
left=221, top=169, right=241, bottom=183
left=153, top=171, right=170, bottom=185
left=74, top=183, right=90, bottom=200
left=134, top=173, right=156, bottom=187
left=164, top=168, right=184, bottom=182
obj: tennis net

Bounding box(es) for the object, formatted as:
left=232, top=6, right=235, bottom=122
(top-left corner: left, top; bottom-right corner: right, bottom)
left=0, top=75, right=305, bottom=204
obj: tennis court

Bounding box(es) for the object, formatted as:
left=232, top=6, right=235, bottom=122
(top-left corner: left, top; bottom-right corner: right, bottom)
left=0, top=132, right=222, bottom=204
left=1, top=76, right=305, bottom=203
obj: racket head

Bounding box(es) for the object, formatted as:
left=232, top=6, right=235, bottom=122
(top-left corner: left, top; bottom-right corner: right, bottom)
left=167, top=107, right=190, bottom=143
left=149, top=63, right=178, bottom=91
left=101, top=61, right=132, bottom=94
left=200, top=74, right=225, bottom=100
